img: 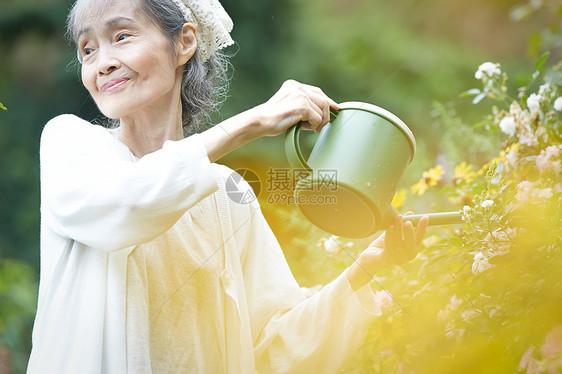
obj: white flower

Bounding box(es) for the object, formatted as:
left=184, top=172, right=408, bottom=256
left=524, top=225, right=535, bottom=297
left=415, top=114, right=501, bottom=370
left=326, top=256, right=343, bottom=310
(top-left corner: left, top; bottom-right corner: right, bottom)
left=499, top=116, right=517, bottom=136
left=483, top=228, right=515, bottom=256
left=317, top=235, right=352, bottom=256
left=545, top=145, right=562, bottom=159
left=527, top=93, right=542, bottom=112
left=461, top=309, right=479, bottom=322
left=437, top=294, right=463, bottom=322
left=437, top=308, right=450, bottom=322
left=535, top=153, right=549, bottom=173
left=505, top=150, right=518, bottom=167
left=475, top=62, right=501, bottom=80
left=450, top=294, right=462, bottom=310
left=509, top=102, right=522, bottom=116
left=472, top=252, right=494, bottom=275
left=515, top=181, right=534, bottom=202
left=555, top=184, right=562, bottom=193
left=481, top=200, right=494, bottom=208
left=537, top=188, right=553, bottom=199
left=554, top=97, right=562, bottom=112
left=322, top=235, right=341, bottom=255
left=538, top=82, right=551, bottom=96
left=517, top=121, right=537, bottom=146
left=373, top=290, right=394, bottom=310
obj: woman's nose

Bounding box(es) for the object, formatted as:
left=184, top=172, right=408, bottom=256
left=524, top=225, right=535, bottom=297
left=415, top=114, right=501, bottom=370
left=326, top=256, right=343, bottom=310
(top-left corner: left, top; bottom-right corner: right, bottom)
left=97, top=47, right=120, bottom=75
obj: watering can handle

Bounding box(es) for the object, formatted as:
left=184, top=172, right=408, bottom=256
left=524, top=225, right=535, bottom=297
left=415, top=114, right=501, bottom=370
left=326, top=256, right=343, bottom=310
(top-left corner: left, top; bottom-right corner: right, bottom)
left=284, top=108, right=339, bottom=171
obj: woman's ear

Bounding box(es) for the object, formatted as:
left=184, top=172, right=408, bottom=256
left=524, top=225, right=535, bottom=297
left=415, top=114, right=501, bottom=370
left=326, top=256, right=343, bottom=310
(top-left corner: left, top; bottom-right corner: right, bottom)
left=176, top=23, right=197, bottom=66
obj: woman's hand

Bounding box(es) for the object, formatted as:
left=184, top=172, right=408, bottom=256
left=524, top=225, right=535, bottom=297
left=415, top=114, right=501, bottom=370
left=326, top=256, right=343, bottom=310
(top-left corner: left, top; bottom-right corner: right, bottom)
left=346, top=213, right=429, bottom=291
left=201, top=80, right=338, bottom=162
left=250, top=79, right=340, bottom=137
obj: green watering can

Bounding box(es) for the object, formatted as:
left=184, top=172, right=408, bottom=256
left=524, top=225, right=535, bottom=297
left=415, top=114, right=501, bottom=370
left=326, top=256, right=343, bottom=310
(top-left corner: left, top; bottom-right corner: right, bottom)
left=284, top=101, right=463, bottom=239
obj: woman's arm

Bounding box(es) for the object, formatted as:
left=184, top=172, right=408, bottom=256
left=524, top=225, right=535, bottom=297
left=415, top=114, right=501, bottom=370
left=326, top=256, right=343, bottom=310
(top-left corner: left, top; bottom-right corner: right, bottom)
left=241, top=205, right=427, bottom=373
left=41, top=80, right=336, bottom=250
left=200, top=80, right=339, bottom=162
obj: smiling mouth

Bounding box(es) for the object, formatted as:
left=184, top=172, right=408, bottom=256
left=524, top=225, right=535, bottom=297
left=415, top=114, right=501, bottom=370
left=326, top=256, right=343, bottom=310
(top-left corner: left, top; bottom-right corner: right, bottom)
left=101, top=78, right=129, bottom=92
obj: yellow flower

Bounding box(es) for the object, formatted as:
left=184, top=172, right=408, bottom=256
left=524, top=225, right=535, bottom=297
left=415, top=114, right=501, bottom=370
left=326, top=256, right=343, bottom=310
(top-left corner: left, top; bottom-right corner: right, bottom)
left=448, top=192, right=474, bottom=207
left=453, top=162, right=476, bottom=185
left=391, top=189, right=408, bottom=210
left=479, top=143, right=520, bottom=175
left=411, top=165, right=445, bottom=196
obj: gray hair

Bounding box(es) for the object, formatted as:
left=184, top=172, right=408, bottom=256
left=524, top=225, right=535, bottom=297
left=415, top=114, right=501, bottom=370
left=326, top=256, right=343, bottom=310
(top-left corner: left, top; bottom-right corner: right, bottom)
left=67, top=0, right=231, bottom=135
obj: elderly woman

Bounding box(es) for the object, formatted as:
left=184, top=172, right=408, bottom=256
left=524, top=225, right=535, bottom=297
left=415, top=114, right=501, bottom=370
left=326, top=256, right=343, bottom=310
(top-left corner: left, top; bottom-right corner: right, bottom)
left=27, top=0, right=428, bottom=373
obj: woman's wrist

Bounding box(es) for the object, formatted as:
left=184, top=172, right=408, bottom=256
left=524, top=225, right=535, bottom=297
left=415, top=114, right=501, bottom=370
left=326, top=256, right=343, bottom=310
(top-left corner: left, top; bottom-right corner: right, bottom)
left=346, top=257, right=386, bottom=292
left=346, top=262, right=374, bottom=292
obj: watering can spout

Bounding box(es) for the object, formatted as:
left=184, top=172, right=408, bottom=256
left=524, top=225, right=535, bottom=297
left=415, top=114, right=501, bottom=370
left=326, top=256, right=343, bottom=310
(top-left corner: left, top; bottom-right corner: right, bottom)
left=385, top=206, right=464, bottom=228
left=403, top=211, right=463, bottom=226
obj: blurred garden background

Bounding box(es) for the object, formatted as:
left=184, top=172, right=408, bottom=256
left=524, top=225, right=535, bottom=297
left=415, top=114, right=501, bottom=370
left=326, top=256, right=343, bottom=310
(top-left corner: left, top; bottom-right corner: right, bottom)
left=1, top=0, right=561, bottom=372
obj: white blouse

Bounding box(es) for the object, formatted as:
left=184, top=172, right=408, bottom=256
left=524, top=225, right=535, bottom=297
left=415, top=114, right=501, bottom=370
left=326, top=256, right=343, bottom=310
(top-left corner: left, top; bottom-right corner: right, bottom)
left=28, top=114, right=381, bottom=374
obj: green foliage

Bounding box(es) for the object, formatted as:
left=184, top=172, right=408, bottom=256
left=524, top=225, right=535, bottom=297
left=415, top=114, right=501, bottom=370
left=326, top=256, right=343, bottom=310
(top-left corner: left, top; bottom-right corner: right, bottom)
left=336, top=56, right=561, bottom=373
left=0, top=258, right=37, bottom=373
left=0, top=103, right=6, bottom=111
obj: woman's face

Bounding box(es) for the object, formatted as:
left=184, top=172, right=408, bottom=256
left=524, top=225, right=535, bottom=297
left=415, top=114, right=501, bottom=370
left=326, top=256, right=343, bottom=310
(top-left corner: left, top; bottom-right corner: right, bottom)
left=77, top=1, right=183, bottom=119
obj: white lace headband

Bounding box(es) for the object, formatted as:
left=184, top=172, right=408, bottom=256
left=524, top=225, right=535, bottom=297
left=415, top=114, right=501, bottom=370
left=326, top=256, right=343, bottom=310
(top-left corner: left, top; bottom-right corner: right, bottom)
left=170, top=0, right=234, bottom=62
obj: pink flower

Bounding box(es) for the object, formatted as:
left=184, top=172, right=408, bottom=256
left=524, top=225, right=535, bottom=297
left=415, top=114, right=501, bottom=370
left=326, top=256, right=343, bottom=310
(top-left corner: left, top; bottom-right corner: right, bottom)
left=519, top=346, right=539, bottom=373
left=515, top=180, right=553, bottom=203
left=536, top=146, right=562, bottom=174
left=541, top=325, right=562, bottom=359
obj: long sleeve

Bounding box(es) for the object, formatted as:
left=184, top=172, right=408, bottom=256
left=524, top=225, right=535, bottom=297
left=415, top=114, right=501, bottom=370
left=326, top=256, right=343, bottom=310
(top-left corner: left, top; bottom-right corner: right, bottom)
left=240, top=203, right=382, bottom=374
left=40, top=114, right=218, bottom=251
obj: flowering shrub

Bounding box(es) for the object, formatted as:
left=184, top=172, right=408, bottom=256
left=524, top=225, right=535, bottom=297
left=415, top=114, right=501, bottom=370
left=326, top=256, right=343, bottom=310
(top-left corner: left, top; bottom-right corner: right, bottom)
left=330, top=57, right=561, bottom=373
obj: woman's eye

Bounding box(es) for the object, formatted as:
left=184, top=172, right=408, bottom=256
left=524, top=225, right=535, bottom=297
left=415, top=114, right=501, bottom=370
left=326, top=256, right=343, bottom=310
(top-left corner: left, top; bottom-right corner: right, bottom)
left=80, top=46, right=94, bottom=58
left=117, top=33, right=131, bottom=42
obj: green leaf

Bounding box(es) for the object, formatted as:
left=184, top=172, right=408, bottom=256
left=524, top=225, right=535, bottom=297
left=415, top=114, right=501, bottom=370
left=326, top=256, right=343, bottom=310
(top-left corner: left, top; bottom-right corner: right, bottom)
left=535, top=51, right=550, bottom=71
left=473, top=93, right=487, bottom=104
left=472, top=120, right=489, bottom=129
left=0, top=102, right=6, bottom=111
left=461, top=88, right=481, bottom=97
left=532, top=70, right=540, bottom=80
